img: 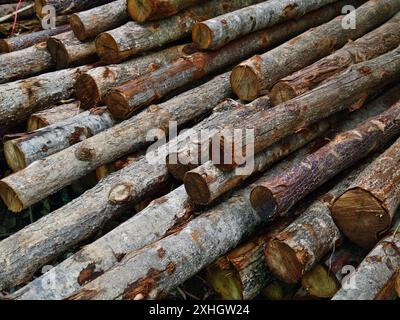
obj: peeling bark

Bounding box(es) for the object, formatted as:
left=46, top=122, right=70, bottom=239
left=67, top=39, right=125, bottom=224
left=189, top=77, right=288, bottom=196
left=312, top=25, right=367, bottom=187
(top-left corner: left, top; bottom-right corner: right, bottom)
left=231, top=0, right=400, bottom=100
left=34, top=0, right=114, bottom=17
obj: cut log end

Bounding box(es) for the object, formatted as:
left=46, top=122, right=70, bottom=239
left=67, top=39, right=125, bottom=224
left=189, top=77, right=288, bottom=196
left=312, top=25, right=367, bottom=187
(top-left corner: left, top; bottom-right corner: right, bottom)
left=105, top=90, right=131, bottom=119
left=332, top=188, right=391, bottom=249
left=75, top=73, right=100, bottom=109
left=250, top=186, right=278, bottom=220
left=230, top=65, right=260, bottom=101
left=192, top=23, right=213, bottom=50
left=301, top=264, right=340, bottom=298
left=96, top=32, right=122, bottom=64
left=27, top=116, right=48, bottom=131
left=0, top=39, right=10, bottom=53
left=184, top=171, right=211, bottom=205
left=127, top=0, right=154, bottom=22
left=3, top=140, right=27, bottom=172
left=270, top=82, right=297, bottom=106
left=265, top=239, right=303, bottom=284
left=69, top=14, right=87, bottom=42
left=206, top=263, right=243, bottom=300
left=34, top=0, right=45, bottom=18
left=0, top=181, right=24, bottom=213
left=166, top=155, right=194, bottom=182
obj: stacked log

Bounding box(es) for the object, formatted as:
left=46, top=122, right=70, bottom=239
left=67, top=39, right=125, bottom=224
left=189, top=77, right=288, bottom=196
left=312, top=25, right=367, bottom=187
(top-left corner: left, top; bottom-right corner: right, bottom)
left=34, top=0, right=114, bottom=17
left=230, top=0, right=400, bottom=100
left=331, top=137, right=400, bottom=249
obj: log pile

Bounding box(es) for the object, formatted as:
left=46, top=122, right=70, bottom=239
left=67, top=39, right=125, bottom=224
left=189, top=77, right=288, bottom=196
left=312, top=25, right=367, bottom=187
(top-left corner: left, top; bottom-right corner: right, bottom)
left=0, top=0, right=400, bottom=301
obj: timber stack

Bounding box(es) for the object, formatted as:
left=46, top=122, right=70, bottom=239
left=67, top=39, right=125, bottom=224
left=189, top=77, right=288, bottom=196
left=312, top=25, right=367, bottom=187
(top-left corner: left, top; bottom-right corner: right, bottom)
left=0, top=0, right=400, bottom=301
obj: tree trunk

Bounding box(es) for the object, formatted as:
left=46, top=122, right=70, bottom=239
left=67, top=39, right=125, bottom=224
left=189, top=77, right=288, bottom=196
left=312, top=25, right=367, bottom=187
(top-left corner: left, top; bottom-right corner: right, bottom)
left=0, top=42, right=53, bottom=84
left=250, top=100, right=400, bottom=221
left=70, top=0, right=129, bottom=41
left=0, top=64, right=92, bottom=129
left=47, top=31, right=97, bottom=69
left=0, top=72, right=232, bottom=213
left=105, top=2, right=347, bottom=118
left=212, top=46, right=400, bottom=170
left=34, top=0, right=114, bottom=17
left=332, top=217, right=400, bottom=300
left=27, top=101, right=82, bottom=131
left=193, top=0, right=338, bottom=50
left=127, top=0, right=201, bottom=22
left=332, top=137, right=400, bottom=249
left=0, top=24, right=70, bottom=53
left=231, top=0, right=400, bottom=101
left=76, top=43, right=197, bottom=108
left=95, top=0, right=264, bottom=64
left=4, top=107, right=116, bottom=172
left=270, top=12, right=400, bottom=105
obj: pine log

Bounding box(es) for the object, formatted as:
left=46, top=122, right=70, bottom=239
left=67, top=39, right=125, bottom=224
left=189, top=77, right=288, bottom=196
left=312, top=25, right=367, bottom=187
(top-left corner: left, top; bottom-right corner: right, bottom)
left=0, top=64, right=92, bottom=129
left=27, top=101, right=81, bottom=131
left=34, top=0, right=114, bottom=17
left=211, top=46, right=400, bottom=170
left=270, top=12, right=400, bottom=105
left=0, top=24, right=70, bottom=53
left=0, top=42, right=53, bottom=84
left=76, top=44, right=196, bottom=109
left=105, top=2, right=348, bottom=118
left=301, top=243, right=366, bottom=298
left=95, top=0, right=264, bottom=64
left=192, top=0, right=337, bottom=50
left=332, top=217, right=400, bottom=300
left=70, top=0, right=129, bottom=41
left=47, top=31, right=97, bottom=69
left=167, top=96, right=271, bottom=181
left=331, top=138, right=400, bottom=249
left=4, top=107, right=116, bottom=172
left=230, top=0, right=400, bottom=101
left=0, top=101, right=239, bottom=291
left=250, top=98, right=400, bottom=221
left=0, top=72, right=231, bottom=213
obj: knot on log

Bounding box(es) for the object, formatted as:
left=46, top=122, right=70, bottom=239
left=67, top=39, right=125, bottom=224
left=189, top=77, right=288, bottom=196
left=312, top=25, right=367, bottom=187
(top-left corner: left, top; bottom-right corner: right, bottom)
left=108, top=184, right=134, bottom=204
left=75, top=144, right=96, bottom=161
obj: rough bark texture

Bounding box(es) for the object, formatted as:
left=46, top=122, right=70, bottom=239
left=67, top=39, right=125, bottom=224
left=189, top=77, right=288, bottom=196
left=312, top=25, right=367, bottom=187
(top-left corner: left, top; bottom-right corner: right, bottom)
left=332, top=137, right=400, bottom=249
left=34, top=0, right=114, bottom=17
left=0, top=42, right=53, bottom=84
left=231, top=0, right=400, bottom=100
left=192, top=0, right=337, bottom=50
left=105, top=2, right=347, bottom=118
left=27, top=101, right=81, bottom=131
left=0, top=2, right=34, bottom=22
left=270, top=12, right=400, bottom=105
left=250, top=100, right=400, bottom=221
left=70, top=0, right=129, bottom=41
left=0, top=24, right=70, bottom=53
left=95, top=0, right=264, bottom=63
left=332, top=217, right=400, bottom=300
left=65, top=143, right=312, bottom=300
left=0, top=64, right=92, bottom=129
left=212, top=46, right=400, bottom=169
left=4, top=107, right=116, bottom=172
left=47, top=31, right=97, bottom=69
left=76, top=44, right=196, bottom=108
left=0, top=72, right=232, bottom=213
left=11, top=186, right=196, bottom=300
left=127, top=0, right=201, bottom=22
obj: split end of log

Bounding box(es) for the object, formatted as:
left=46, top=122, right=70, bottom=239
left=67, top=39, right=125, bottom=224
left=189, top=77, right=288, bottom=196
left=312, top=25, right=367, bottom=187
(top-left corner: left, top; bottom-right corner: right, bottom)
left=3, top=139, right=27, bottom=172
left=69, top=13, right=87, bottom=42
left=128, top=0, right=156, bottom=22
left=192, top=23, right=213, bottom=50
left=250, top=186, right=278, bottom=220
left=331, top=188, right=391, bottom=249
left=75, top=73, right=101, bottom=109
left=183, top=171, right=212, bottom=205
left=96, top=32, right=127, bottom=64
left=105, top=90, right=131, bottom=119
left=264, top=239, right=303, bottom=284
left=301, top=264, right=341, bottom=298
left=230, top=63, right=261, bottom=101
left=0, top=181, right=24, bottom=213
left=270, top=81, right=298, bottom=106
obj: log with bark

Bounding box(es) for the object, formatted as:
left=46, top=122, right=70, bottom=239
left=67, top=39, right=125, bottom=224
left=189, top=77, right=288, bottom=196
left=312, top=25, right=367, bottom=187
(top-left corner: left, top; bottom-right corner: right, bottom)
left=76, top=43, right=197, bottom=108
left=270, top=11, right=400, bottom=105
left=0, top=24, right=70, bottom=53
left=4, top=107, right=116, bottom=172
left=210, top=46, right=400, bottom=170
left=27, top=101, right=81, bottom=131
left=0, top=72, right=232, bottom=213
left=105, top=2, right=348, bottom=118
left=34, top=0, right=114, bottom=17
left=95, top=0, right=264, bottom=63
left=0, top=42, right=53, bottom=84
left=0, top=64, right=92, bottom=129
left=332, top=216, right=400, bottom=300
left=0, top=2, right=34, bottom=22
left=331, top=137, right=400, bottom=249
left=192, top=0, right=338, bottom=50
left=70, top=0, right=129, bottom=41
left=250, top=98, right=400, bottom=221
left=230, top=0, right=400, bottom=100
left=47, top=31, right=97, bottom=69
